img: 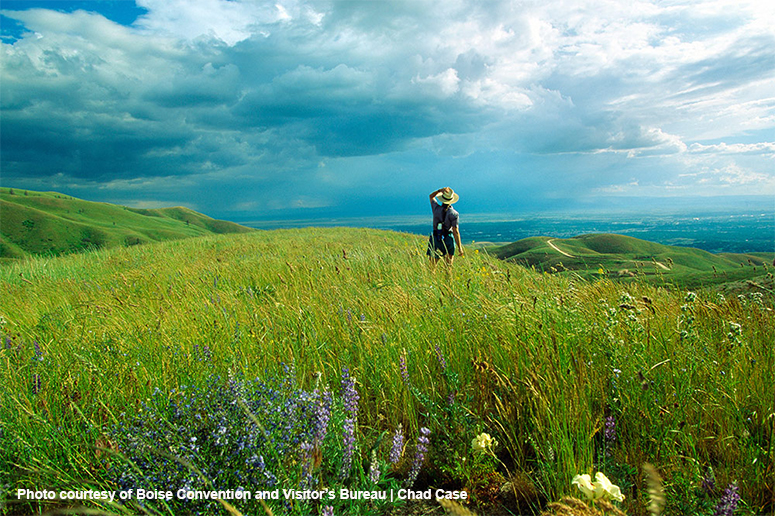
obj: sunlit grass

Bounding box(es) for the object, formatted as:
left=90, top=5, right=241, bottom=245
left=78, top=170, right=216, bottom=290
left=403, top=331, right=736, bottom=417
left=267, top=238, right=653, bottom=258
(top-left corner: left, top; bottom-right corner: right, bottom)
left=1, top=227, right=772, bottom=515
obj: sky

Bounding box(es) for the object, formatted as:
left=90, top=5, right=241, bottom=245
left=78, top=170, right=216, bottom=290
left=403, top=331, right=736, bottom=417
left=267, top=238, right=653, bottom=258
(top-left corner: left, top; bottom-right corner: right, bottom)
left=1, top=0, right=774, bottom=222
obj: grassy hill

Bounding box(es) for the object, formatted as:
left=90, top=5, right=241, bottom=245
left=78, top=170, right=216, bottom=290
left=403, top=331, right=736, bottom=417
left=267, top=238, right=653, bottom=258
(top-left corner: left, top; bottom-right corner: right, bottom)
left=1, top=228, right=772, bottom=515
left=0, top=187, right=253, bottom=260
left=489, top=233, right=774, bottom=290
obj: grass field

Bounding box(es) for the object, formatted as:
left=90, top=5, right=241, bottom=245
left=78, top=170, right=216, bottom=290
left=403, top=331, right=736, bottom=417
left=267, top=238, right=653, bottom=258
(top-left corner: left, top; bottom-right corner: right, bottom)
left=1, top=228, right=773, bottom=515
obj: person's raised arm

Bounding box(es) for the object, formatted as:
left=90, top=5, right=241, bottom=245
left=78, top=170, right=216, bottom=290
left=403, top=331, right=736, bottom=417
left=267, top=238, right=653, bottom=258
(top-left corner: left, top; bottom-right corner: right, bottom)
left=429, top=188, right=445, bottom=205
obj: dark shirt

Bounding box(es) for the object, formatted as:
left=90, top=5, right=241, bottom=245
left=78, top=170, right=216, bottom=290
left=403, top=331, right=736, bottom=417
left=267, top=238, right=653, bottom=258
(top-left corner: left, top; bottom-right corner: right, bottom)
left=431, top=199, right=459, bottom=233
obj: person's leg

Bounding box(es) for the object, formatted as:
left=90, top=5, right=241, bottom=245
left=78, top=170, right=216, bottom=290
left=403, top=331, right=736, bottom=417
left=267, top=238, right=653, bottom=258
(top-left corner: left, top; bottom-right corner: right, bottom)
left=442, top=233, right=455, bottom=266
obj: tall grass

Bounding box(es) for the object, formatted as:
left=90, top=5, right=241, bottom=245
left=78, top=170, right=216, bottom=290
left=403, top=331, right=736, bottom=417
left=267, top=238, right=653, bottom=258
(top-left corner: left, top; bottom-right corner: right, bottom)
left=1, top=228, right=772, bottom=514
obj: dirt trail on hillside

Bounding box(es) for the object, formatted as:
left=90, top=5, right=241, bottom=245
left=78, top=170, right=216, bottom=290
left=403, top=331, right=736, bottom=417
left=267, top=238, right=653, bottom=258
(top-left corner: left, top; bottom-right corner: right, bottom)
left=547, top=239, right=575, bottom=258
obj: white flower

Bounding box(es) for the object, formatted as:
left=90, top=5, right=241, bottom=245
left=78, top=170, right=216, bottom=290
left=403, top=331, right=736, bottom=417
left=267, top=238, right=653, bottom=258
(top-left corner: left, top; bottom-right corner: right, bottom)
left=594, top=472, right=625, bottom=502
left=573, top=472, right=625, bottom=502
left=471, top=433, right=496, bottom=454
left=572, top=474, right=596, bottom=500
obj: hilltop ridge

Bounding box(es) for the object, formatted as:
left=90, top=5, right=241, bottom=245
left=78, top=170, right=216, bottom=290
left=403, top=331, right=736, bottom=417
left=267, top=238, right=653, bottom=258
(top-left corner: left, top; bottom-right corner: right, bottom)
left=0, top=188, right=253, bottom=260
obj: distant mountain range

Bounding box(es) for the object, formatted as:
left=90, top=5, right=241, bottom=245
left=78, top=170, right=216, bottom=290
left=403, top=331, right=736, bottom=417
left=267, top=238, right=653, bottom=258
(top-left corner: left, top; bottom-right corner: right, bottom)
left=489, top=233, right=773, bottom=289
left=0, top=188, right=253, bottom=260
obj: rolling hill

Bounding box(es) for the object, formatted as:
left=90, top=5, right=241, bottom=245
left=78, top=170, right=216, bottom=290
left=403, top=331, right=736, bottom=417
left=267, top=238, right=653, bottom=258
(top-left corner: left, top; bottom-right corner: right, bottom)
left=489, top=233, right=774, bottom=289
left=0, top=188, right=253, bottom=260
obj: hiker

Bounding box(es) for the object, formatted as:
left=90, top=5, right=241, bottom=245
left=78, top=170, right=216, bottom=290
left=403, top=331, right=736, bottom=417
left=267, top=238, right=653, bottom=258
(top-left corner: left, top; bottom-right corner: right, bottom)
left=427, top=187, right=464, bottom=266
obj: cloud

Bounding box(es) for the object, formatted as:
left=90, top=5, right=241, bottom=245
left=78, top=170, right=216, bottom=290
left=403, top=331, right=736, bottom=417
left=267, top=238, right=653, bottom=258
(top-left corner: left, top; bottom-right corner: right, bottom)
left=1, top=0, right=773, bottom=217
left=689, top=142, right=775, bottom=155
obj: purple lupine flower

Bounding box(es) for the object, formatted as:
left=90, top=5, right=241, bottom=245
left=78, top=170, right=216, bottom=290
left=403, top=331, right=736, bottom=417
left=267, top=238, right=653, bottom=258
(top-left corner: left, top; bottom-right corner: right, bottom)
left=406, top=427, right=430, bottom=487
left=340, top=417, right=356, bottom=479
left=604, top=416, right=616, bottom=442
left=389, top=424, right=404, bottom=464
left=360, top=314, right=366, bottom=322
left=5, top=335, right=11, bottom=349
left=322, top=506, right=334, bottom=516
left=713, top=483, right=741, bottom=516
left=299, top=441, right=315, bottom=488
left=604, top=415, right=616, bottom=457
left=33, top=340, right=42, bottom=361
left=313, top=389, right=332, bottom=445
left=702, top=468, right=716, bottom=493
left=434, top=344, right=447, bottom=371
left=340, top=368, right=359, bottom=416
left=339, top=368, right=359, bottom=479
left=399, top=351, right=410, bottom=386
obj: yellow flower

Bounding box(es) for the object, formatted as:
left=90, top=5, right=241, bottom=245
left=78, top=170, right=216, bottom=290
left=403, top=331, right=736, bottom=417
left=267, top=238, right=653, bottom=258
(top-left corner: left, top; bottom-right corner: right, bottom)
left=471, top=433, right=496, bottom=454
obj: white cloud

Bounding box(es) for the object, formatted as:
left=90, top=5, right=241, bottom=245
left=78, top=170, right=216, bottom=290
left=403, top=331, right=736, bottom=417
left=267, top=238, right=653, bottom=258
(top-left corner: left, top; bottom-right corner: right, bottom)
left=689, top=142, right=775, bottom=155
left=412, top=68, right=460, bottom=98
left=1, top=0, right=774, bottom=216
left=134, top=0, right=285, bottom=45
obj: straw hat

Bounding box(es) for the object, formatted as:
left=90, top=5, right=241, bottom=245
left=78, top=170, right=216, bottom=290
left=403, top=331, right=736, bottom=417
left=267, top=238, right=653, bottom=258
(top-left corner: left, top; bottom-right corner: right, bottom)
left=436, top=188, right=459, bottom=205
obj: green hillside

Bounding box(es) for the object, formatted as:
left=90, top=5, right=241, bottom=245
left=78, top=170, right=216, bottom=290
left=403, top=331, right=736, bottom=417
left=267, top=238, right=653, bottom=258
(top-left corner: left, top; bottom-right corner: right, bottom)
left=489, top=233, right=773, bottom=289
left=0, top=188, right=253, bottom=260
left=1, top=228, right=772, bottom=515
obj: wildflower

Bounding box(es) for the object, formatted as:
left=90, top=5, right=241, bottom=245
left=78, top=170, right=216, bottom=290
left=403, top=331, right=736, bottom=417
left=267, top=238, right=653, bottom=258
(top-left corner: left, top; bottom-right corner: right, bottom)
left=399, top=350, right=410, bottom=386
left=406, top=427, right=430, bottom=487
left=572, top=472, right=624, bottom=502
left=572, top=474, right=596, bottom=500
left=313, top=389, right=332, bottom=445
left=604, top=416, right=616, bottom=443
left=368, top=450, right=380, bottom=484
left=701, top=467, right=716, bottom=493
left=340, top=417, right=356, bottom=479
left=435, top=344, right=447, bottom=371
left=713, top=483, right=740, bottom=516
left=339, top=368, right=359, bottom=479
left=594, top=472, right=625, bottom=502
left=322, top=506, right=334, bottom=516
left=389, top=424, right=404, bottom=464
left=340, top=367, right=359, bottom=416
left=471, top=433, right=497, bottom=455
